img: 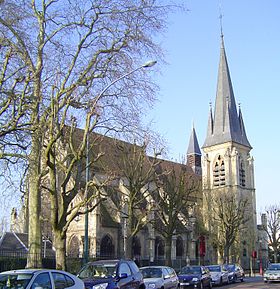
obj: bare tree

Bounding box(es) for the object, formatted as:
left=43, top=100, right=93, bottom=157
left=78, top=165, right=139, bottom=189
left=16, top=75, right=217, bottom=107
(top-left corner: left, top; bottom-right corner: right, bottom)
left=261, top=205, right=280, bottom=263
left=112, top=141, right=162, bottom=259
left=153, top=165, right=201, bottom=266
left=0, top=0, right=180, bottom=268
left=210, top=191, right=249, bottom=264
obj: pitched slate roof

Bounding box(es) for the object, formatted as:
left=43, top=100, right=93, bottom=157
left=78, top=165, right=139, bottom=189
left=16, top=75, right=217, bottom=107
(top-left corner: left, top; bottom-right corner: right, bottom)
left=203, top=36, right=251, bottom=149
left=187, top=126, right=201, bottom=156
left=0, top=232, right=55, bottom=257
left=0, top=232, right=28, bottom=251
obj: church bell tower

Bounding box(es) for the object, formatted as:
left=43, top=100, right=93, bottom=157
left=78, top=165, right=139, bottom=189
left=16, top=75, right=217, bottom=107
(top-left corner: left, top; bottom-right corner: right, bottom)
left=201, top=34, right=257, bottom=265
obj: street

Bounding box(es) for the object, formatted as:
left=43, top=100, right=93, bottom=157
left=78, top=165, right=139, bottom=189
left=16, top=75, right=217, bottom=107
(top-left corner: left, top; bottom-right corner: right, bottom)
left=219, top=276, right=280, bottom=288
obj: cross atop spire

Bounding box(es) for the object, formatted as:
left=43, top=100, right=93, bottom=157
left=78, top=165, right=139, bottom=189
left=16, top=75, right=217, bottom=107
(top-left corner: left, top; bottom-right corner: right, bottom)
left=219, top=4, right=224, bottom=39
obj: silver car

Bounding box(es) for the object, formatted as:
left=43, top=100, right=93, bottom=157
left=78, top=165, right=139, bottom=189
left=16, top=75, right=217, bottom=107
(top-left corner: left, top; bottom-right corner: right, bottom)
left=140, top=266, right=179, bottom=289
left=264, top=263, right=280, bottom=283
left=0, top=269, right=85, bottom=289
left=206, top=265, right=229, bottom=286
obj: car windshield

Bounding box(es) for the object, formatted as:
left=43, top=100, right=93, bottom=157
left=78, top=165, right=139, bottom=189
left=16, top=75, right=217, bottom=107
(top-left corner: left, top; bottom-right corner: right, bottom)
left=180, top=267, right=201, bottom=274
left=225, top=265, right=234, bottom=272
left=0, top=273, right=33, bottom=289
left=78, top=263, right=117, bottom=279
left=140, top=268, right=162, bottom=278
left=268, top=264, right=280, bottom=271
left=207, top=266, right=221, bottom=272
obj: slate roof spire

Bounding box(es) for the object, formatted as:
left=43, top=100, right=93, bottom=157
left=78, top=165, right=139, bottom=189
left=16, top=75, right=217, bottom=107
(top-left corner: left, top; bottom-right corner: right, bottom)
left=202, top=35, right=251, bottom=148
left=187, top=124, right=201, bottom=156
left=187, top=124, right=202, bottom=175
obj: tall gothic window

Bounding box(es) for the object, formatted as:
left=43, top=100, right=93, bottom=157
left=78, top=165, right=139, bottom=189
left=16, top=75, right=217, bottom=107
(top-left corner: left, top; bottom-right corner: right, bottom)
left=213, top=155, right=225, bottom=187
left=239, top=159, right=246, bottom=187
left=100, top=234, right=115, bottom=258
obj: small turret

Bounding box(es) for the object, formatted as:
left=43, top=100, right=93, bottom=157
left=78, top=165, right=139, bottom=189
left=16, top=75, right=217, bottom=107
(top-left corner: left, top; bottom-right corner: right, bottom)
left=187, top=125, right=202, bottom=175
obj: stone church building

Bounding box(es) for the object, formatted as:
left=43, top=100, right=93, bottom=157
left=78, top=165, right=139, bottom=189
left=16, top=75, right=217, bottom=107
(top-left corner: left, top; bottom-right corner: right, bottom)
left=10, top=34, right=257, bottom=268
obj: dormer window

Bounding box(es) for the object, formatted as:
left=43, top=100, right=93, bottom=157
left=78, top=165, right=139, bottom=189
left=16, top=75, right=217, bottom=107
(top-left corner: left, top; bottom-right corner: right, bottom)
left=213, top=156, right=225, bottom=187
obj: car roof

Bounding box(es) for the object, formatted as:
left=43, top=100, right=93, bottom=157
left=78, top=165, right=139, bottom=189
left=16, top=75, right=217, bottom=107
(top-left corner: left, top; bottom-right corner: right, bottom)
left=140, top=266, right=170, bottom=269
left=86, top=259, right=120, bottom=264
left=0, top=269, right=75, bottom=275
left=0, top=269, right=47, bottom=274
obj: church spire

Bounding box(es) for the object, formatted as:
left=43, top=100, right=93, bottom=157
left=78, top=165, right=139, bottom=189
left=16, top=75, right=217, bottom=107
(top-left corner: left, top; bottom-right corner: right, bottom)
left=187, top=125, right=201, bottom=175
left=203, top=35, right=251, bottom=148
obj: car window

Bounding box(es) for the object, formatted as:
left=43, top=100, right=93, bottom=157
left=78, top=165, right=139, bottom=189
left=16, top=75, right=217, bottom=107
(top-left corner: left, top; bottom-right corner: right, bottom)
left=162, top=268, right=169, bottom=278
left=129, top=261, right=140, bottom=274
left=207, top=266, right=221, bottom=272
left=166, top=268, right=175, bottom=277
left=268, top=264, right=280, bottom=270
left=180, top=266, right=201, bottom=274
left=119, top=263, right=132, bottom=276
left=52, top=273, right=74, bottom=289
left=141, top=268, right=162, bottom=278
left=78, top=263, right=117, bottom=279
left=0, top=273, right=33, bottom=289
left=31, top=273, right=52, bottom=289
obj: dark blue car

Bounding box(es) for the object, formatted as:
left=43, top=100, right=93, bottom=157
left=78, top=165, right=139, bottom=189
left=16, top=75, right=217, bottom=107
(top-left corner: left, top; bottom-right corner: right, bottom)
left=78, top=259, right=145, bottom=289
left=177, top=265, right=212, bottom=289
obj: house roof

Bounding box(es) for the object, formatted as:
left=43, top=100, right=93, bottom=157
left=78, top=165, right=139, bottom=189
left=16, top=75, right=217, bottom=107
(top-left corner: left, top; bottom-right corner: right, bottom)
left=0, top=232, right=28, bottom=251
left=0, top=232, right=55, bottom=257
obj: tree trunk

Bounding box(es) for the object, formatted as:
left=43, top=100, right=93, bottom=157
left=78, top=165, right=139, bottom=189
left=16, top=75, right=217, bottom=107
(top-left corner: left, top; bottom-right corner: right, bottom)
left=165, top=237, right=172, bottom=266
left=54, top=229, right=67, bottom=270
left=26, top=135, right=42, bottom=268
left=273, top=250, right=278, bottom=263
left=224, top=244, right=230, bottom=264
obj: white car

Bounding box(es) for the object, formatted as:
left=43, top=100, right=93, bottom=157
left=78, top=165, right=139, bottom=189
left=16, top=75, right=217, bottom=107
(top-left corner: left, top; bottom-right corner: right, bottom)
left=0, top=269, right=85, bottom=289
left=206, top=265, right=229, bottom=286
left=264, top=263, right=280, bottom=283
left=140, top=266, right=179, bottom=289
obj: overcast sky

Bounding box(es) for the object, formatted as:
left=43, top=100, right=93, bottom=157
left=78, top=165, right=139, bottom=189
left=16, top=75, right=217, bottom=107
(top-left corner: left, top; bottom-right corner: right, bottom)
left=148, top=0, right=280, bottom=215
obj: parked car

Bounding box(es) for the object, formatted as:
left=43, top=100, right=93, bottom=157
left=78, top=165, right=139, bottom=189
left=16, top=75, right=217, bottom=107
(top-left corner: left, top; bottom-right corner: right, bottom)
left=263, top=263, right=280, bottom=283
left=0, top=268, right=85, bottom=289
left=77, top=259, right=145, bottom=289
left=177, top=265, right=212, bottom=289
left=206, top=265, right=229, bottom=286
left=139, top=266, right=179, bottom=289
left=223, top=263, right=244, bottom=283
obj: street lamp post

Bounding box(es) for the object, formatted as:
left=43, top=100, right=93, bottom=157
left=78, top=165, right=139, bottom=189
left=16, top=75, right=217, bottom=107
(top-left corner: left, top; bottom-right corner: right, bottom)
left=83, top=60, right=157, bottom=263
left=83, top=135, right=90, bottom=264
left=259, top=240, right=263, bottom=275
